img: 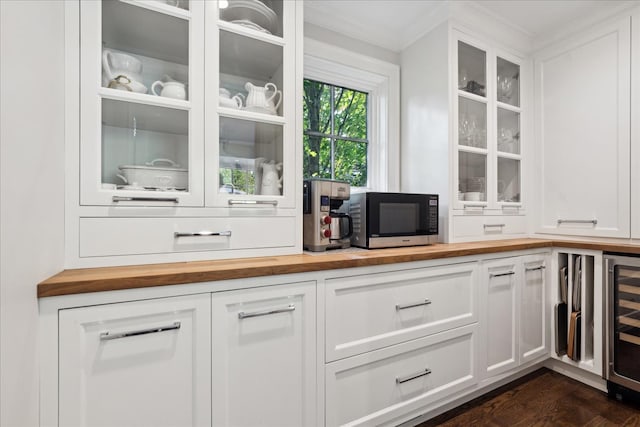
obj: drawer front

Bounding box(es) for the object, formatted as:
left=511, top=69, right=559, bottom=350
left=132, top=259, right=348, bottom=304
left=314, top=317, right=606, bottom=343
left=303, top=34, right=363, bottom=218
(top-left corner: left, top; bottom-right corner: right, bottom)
left=79, top=216, right=296, bottom=257
left=325, top=263, right=477, bottom=362
left=452, top=214, right=527, bottom=240
left=325, top=324, right=477, bottom=427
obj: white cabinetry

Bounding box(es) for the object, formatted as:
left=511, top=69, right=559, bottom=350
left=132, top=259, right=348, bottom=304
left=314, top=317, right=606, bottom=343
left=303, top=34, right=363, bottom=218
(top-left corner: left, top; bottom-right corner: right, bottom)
left=67, top=0, right=303, bottom=267
left=401, top=24, right=528, bottom=242
left=59, top=294, right=211, bottom=427
left=323, top=262, right=479, bottom=426
left=535, top=17, right=631, bottom=238
left=632, top=10, right=640, bottom=240
left=211, top=282, right=316, bottom=427
left=480, top=254, right=548, bottom=379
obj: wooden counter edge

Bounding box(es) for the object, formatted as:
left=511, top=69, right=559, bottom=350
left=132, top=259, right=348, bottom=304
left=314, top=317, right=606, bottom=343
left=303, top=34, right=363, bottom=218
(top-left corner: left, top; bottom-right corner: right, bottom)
left=38, top=239, right=553, bottom=298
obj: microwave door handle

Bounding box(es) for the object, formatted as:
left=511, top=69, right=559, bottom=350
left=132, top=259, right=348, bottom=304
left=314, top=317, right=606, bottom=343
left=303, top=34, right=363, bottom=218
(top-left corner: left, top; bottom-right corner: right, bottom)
left=344, top=214, right=353, bottom=239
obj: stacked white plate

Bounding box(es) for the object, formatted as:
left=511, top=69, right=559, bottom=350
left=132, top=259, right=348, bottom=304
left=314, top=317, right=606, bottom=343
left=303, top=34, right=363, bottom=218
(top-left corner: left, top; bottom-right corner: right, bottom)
left=221, top=0, right=277, bottom=34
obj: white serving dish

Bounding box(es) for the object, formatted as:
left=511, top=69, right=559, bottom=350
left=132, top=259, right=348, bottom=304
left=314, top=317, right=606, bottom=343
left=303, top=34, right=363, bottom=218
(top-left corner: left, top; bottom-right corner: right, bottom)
left=117, top=159, right=187, bottom=189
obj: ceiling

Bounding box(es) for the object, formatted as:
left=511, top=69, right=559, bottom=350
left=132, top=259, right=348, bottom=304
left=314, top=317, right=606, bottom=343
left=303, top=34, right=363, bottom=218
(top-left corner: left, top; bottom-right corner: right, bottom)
left=303, top=0, right=637, bottom=53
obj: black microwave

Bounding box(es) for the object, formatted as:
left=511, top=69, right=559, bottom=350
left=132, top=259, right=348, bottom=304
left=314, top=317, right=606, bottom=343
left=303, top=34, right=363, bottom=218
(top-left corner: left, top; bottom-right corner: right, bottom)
left=348, top=192, right=439, bottom=249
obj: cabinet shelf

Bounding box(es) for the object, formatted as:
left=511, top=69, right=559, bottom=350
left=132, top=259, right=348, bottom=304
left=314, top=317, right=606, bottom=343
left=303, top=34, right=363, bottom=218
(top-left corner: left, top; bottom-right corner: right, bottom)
left=99, top=87, right=191, bottom=110
left=218, top=107, right=285, bottom=125
left=220, top=29, right=283, bottom=83
left=119, top=0, right=191, bottom=20
left=218, top=20, right=284, bottom=47
left=458, top=89, right=488, bottom=104
left=497, top=101, right=521, bottom=114
left=458, top=145, right=488, bottom=155
left=103, top=0, right=189, bottom=65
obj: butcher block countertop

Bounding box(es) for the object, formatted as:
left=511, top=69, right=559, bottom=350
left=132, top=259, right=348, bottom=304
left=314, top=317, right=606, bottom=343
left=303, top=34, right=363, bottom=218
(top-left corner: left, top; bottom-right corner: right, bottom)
left=37, top=238, right=640, bottom=298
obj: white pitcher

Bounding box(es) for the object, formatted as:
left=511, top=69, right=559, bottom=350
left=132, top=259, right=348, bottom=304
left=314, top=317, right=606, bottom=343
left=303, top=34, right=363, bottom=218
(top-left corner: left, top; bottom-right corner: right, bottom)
left=244, top=82, right=282, bottom=115
left=260, top=161, right=283, bottom=195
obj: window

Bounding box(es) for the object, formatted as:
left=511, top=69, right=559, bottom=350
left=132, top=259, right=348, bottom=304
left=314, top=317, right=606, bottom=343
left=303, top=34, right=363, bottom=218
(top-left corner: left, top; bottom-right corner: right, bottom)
left=304, top=38, right=400, bottom=191
left=303, top=79, right=368, bottom=187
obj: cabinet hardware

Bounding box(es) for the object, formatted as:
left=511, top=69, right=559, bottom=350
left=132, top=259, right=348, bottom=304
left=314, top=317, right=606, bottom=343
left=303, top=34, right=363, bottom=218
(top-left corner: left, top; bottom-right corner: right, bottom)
left=483, top=223, right=506, bottom=229
left=228, top=199, right=278, bottom=206
left=99, top=321, right=181, bottom=341
left=112, top=196, right=179, bottom=203
left=525, top=265, right=546, bottom=272
left=490, top=271, right=516, bottom=278
left=557, top=219, right=597, bottom=225
left=174, top=230, right=232, bottom=238
left=396, top=368, right=432, bottom=384
left=464, top=204, right=486, bottom=209
left=238, top=304, right=295, bottom=319
left=396, top=299, right=432, bottom=311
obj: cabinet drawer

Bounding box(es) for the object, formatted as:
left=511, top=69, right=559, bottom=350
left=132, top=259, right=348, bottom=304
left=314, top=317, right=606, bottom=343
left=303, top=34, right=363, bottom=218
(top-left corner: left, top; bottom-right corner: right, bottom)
left=325, top=324, right=477, bottom=427
left=79, top=216, right=296, bottom=257
left=325, top=263, right=477, bottom=362
left=452, top=214, right=526, bottom=240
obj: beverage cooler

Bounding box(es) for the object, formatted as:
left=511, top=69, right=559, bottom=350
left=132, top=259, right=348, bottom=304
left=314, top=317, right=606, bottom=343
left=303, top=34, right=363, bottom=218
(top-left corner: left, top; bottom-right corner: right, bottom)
left=605, top=254, right=640, bottom=401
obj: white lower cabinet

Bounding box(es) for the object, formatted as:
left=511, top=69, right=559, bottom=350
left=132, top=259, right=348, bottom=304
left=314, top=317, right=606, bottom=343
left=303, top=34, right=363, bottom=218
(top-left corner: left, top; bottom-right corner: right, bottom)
left=59, top=294, right=211, bottom=427
left=480, top=254, right=549, bottom=379
left=211, top=282, right=316, bottom=427
left=325, top=324, right=477, bottom=427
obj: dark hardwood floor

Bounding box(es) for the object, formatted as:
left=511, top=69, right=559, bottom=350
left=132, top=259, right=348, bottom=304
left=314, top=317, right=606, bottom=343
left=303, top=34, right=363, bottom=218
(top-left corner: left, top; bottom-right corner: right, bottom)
left=418, top=369, right=640, bottom=426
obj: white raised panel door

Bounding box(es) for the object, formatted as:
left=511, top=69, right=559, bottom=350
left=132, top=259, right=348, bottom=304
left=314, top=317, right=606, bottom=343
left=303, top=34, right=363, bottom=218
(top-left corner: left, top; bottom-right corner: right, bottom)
left=211, top=281, right=316, bottom=427
left=520, top=254, right=549, bottom=363
left=59, top=294, right=211, bottom=427
left=632, top=10, right=640, bottom=239
left=536, top=17, right=631, bottom=238
left=481, top=257, right=519, bottom=377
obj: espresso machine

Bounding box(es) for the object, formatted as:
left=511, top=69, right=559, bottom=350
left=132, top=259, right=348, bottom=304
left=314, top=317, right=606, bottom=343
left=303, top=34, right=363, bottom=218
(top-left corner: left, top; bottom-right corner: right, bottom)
left=303, top=179, right=353, bottom=251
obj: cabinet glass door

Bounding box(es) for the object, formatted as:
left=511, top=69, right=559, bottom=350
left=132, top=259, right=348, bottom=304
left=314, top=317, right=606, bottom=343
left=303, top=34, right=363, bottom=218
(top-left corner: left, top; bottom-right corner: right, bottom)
left=497, top=57, right=520, bottom=107
left=458, top=152, right=487, bottom=203
left=209, top=0, right=295, bottom=208
left=458, top=41, right=487, bottom=97
left=80, top=0, right=204, bottom=206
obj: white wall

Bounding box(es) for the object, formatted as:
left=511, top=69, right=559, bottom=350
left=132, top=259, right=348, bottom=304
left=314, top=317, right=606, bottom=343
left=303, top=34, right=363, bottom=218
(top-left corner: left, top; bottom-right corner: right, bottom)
left=0, top=1, right=66, bottom=425
left=304, top=22, right=401, bottom=65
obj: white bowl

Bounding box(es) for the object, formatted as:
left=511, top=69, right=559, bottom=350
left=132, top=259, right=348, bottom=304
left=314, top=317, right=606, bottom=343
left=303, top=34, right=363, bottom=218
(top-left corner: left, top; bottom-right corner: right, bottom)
left=464, top=192, right=483, bottom=201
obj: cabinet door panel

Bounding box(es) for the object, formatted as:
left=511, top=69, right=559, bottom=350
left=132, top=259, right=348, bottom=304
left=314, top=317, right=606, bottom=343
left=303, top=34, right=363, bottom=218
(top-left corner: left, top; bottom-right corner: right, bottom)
left=536, top=17, right=630, bottom=238
left=211, top=282, right=316, bottom=427
left=632, top=10, right=640, bottom=239
left=59, top=294, right=211, bottom=427
left=521, top=255, right=549, bottom=362
left=482, top=258, right=519, bottom=377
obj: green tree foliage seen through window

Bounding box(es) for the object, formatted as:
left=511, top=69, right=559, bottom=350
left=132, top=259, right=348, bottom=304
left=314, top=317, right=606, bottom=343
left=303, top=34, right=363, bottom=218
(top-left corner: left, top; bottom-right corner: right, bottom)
left=303, top=79, right=368, bottom=187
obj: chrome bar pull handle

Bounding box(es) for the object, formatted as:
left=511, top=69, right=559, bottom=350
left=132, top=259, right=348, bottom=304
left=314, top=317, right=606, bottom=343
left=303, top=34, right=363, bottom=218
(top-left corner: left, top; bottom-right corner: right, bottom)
left=483, top=223, right=506, bottom=229
left=525, top=265, right=546, bottom=272
left=174, top=230, right=232, bottom=238
left=113, top=196, right=179, bottom=203
left=464, top=204, right=486, bottom=209
left=396, top=299, right=432, bottom=311
left=238, top=304, right=295, bottom=319
left=100, top=321, right=181, bottom=341
left=396, top=368, right=432, bottom=385
left=228, top=199, right=278, bottom=206
left=557, top=219, right=597, bottom=225
left=490, top=271, right=516, bottom=278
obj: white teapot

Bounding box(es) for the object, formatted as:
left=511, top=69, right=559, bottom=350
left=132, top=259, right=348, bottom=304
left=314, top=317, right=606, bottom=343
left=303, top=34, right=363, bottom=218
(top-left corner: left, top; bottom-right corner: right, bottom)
left=244, top=82, right=282, bottom=115
left=260, top=161, right=283, bottom=195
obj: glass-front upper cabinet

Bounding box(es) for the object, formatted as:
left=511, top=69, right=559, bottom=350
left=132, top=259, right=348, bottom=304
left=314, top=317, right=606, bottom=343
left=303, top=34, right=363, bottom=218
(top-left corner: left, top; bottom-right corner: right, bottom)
left=496, top=55, right=522, bottom=205
left=207, top=0, right=297, bottom=208
left=457, top=40, right=488, bottom=205
left=80, top=0, right=204, bottom=206
left=455, top=35, right=524, bottom=210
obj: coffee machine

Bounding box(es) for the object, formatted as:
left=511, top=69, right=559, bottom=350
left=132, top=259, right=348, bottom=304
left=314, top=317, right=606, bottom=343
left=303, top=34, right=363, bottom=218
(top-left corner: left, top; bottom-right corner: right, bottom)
left=303, top=179, right=352, bottom=251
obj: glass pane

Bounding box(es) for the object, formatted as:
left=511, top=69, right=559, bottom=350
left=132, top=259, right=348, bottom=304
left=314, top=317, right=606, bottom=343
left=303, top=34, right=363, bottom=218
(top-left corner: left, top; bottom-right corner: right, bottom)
left=458, top=152, right=487, bottom=202
left=219, top=117, right=283, bottom=195
left=333, top=87, right=368, bottom=140
left=458, top=41, right=486, bottom=97
left=219, top=0, right=283, bottom=38
left=497, top=108, right=521, bottom=154
left=458, top=97, right=487, bottom=149
left=303, top=80, right=331, bottom=133
left=497, top=57, right=520, bottom=107
left=303, top=135, right=331, bottom=179
left=219, top=31, right=283, bottom=116
left=498, top=157, right=521, bottom=203
left=165, top=0, right=189, bottom=10
left=334, top=139, right=367, bottom=187
left=614, top=265, right=640, bottom=380
left=102, top=1, right=189, bottom=95
left=101, top=99, right=189, bottom=191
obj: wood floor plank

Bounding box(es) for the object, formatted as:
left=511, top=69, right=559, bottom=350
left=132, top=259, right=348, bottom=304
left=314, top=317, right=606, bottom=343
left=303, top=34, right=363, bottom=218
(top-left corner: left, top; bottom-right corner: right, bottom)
left=418, top=369, right=640, bottom=426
